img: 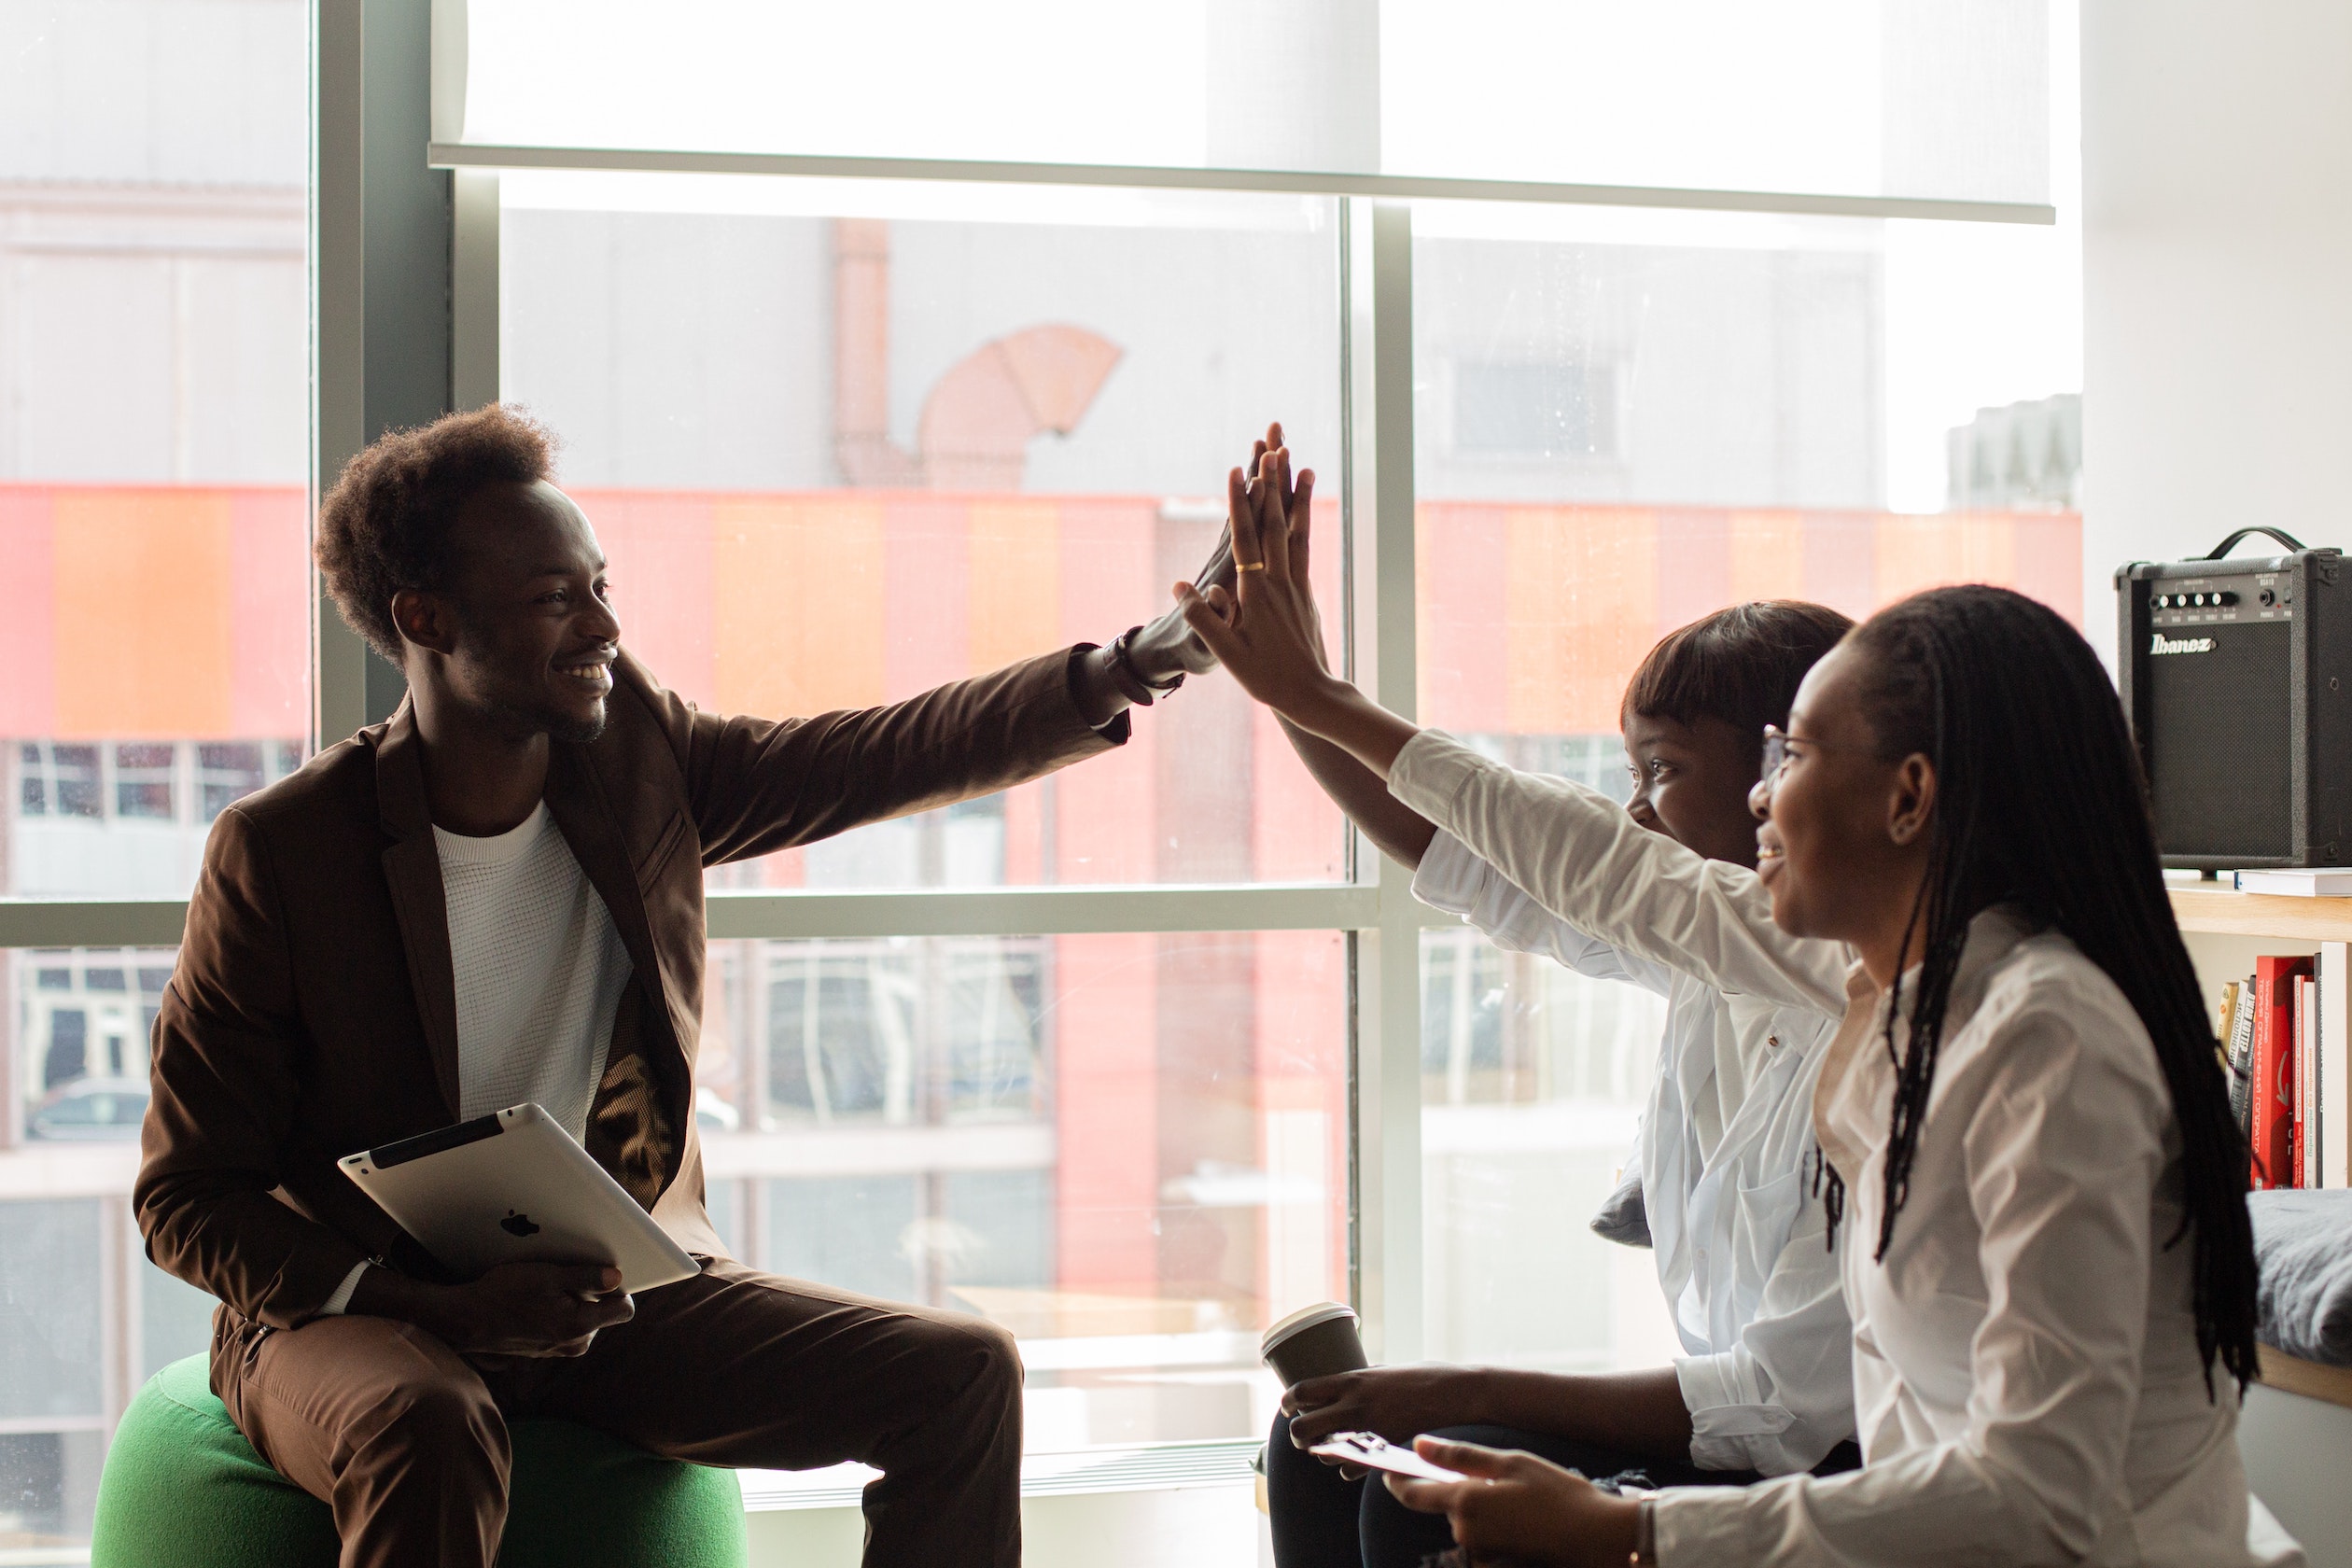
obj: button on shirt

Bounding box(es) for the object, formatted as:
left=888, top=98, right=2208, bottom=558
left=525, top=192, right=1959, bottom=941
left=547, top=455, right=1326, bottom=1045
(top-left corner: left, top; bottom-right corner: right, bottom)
left=1412, top=811, right=1855, bottom=1475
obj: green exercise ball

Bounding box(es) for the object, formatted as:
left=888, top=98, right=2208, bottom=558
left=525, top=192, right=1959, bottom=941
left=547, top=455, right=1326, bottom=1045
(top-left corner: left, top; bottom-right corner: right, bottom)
left=90, top=1356, right=749, bottom=1568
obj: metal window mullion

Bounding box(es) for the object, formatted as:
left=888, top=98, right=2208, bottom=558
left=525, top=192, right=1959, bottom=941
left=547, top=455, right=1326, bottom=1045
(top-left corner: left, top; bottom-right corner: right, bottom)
left=705, top=883, right=1377, bottom=939
left=0, top=903, right=192, bottom=950
left=315, top=0, right=452, bottom=749
left=0, top=885, right=1466, bottom=952
left=1347, top=198, right=1422, bottom=1365
left=452, top=168, right=499, bottom=410
left=424, top=142, right=2055, bottom=228
left=313, top=0, right=370, bottom=750
left=104, top=1194, right=138, bottom=1436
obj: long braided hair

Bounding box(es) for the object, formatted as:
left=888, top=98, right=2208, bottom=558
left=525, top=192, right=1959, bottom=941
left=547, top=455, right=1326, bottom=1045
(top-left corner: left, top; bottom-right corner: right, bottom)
left=1817, top=585, right=2258, bottom=1393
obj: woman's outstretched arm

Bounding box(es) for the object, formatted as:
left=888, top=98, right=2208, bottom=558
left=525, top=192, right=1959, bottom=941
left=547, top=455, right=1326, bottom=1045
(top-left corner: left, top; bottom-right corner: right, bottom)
left=1178, top=446, right=1848, bottom=1015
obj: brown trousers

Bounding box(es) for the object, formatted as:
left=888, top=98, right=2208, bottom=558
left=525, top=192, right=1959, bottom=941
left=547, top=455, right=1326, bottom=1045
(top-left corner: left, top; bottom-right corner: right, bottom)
left=210, top=1259, right=1023, bottom=1568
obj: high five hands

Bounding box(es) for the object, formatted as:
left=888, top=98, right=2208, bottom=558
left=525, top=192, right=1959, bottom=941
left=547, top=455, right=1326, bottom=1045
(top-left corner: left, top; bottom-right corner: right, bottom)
left=1122, top=423, right=1290, bottom=681
left=1175, top=427, right=1422, bottom=777
left=1172, top=432, right=1332, bottom=716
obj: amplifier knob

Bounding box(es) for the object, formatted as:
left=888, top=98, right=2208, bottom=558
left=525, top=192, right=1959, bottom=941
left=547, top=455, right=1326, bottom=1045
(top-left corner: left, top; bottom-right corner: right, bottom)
left=2217, top=591, right=2240, bottom=606
left=2155, top=595, right=2172, bottom=608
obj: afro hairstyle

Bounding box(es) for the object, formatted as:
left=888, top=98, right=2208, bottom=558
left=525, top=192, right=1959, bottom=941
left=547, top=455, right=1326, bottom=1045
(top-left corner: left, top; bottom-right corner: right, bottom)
left=315, top=404, right=556, bottom=664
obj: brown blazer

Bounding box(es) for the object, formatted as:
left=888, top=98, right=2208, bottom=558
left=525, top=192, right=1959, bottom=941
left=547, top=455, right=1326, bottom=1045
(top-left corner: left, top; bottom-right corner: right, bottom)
left=135, top=647, right=1120, bottom=1331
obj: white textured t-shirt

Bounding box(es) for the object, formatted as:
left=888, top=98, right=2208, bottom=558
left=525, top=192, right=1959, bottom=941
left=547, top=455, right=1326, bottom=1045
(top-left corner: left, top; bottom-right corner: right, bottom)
left=433, top=802, right=633, bottom=1141
left=320, top=801, right=634, bottom=1315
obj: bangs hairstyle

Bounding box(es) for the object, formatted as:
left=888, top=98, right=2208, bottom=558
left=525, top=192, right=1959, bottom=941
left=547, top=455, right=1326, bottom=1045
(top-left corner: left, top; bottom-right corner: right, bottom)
left=315, top=404, right=556, bottom=665
left=1622, top=601, right=1855, bottom=763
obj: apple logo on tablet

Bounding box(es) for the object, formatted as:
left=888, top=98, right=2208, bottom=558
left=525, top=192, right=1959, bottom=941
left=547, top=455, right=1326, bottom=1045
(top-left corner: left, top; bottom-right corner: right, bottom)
left=501, top=1211, right=540, bottom=1238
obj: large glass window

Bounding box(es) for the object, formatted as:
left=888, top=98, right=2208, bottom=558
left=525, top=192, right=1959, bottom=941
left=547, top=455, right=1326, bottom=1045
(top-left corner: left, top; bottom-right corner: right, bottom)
left=698, top=931, right=1348, bottom=1456
left=2, top=0, right=310, bottom=1545
left=1412, top=203, right=2080, bottom=694
left=499, top=178, right=1349, bottom=890
left=1420, top=928, right=1683, bottom=1369
left=1409, top=48, right=2079, bottom=1379
left=7, top=0, right=2082, bottom=1556
left=1, top=0, right=312, bottom=902
left=1, top=943, right=218, bottom=1550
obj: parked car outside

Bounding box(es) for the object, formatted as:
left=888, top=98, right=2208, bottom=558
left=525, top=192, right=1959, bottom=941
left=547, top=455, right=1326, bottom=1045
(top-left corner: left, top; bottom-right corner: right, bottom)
left=29, top=1076, right=149, bottom=1141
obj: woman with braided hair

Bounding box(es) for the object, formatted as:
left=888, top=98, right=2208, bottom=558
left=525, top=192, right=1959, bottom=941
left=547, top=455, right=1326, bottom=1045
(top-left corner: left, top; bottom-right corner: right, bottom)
left=1180, top=450, right=2301, bottom=1566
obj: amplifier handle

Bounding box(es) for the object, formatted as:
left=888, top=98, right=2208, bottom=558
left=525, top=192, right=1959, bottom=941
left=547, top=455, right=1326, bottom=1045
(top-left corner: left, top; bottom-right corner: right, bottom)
left=2205, top=525, right=2308, bottom=558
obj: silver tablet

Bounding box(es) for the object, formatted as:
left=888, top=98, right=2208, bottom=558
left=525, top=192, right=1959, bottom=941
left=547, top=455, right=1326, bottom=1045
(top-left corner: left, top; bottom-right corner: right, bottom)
left=339, top=1102, right=699, bottom=1294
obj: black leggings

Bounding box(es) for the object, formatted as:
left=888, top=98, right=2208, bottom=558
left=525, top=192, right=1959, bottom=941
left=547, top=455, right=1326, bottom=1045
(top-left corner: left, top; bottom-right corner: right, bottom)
left=1265, top=1412, right=1860, bottom=1568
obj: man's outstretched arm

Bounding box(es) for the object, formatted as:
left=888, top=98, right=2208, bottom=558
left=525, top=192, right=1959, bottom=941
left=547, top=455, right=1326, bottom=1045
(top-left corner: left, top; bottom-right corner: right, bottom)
left=660, top=444, right=1254, bottom=865
left=663, top=427, right=1322, bottom=864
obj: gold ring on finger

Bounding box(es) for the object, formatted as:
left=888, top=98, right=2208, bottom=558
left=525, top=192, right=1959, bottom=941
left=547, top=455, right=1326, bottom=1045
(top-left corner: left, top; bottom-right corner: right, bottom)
left=1237, top=561, right=1268, bottom=572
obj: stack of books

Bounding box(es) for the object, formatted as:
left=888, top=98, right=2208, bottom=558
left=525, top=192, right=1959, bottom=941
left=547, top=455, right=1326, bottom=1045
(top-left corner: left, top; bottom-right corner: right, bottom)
left=2218, top=945, right=2351, bottom=1189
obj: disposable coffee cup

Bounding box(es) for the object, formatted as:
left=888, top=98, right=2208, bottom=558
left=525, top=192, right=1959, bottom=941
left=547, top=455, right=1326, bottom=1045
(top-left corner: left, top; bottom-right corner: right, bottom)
left=1261, top=1300, right=1368, bottom=1388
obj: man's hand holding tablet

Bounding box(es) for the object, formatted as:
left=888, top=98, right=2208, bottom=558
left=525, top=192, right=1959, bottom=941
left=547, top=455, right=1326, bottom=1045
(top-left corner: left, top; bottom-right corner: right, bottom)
left=348, top=1260, right=633, bottom=1359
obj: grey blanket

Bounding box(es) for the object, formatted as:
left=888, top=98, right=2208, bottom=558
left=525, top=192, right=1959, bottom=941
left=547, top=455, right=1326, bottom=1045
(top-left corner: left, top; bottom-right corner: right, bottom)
left=2251, top=1188, right=2352, bottom=1365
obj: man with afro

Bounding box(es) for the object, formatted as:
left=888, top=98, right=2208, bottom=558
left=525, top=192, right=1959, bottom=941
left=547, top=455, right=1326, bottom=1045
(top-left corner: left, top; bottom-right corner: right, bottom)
left=133, top=405, right=1242, bottom=1568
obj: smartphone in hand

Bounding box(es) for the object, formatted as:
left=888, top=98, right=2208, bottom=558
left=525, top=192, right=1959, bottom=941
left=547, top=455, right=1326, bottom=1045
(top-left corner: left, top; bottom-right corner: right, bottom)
left=1308, top=1431, right=1469, bottom=1482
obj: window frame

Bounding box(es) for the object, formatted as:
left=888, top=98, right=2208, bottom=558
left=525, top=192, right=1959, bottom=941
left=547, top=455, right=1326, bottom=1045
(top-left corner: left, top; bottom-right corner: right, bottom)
left=0, top=0, right=2061, bottom=1402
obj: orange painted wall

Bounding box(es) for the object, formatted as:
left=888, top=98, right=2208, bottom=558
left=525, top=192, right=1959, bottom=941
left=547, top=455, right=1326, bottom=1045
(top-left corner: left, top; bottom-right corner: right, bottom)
left=0, top=483, right=2082, bottom=752
left=0, top=484, right=306, bottom=740
left=1417, top=502, right=2084, bottom=735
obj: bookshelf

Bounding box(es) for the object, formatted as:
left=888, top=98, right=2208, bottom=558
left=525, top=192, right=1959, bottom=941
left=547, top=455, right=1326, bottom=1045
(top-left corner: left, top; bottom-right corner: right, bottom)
left=2171, top=888, right=2352, bottom=1410
left=2259, top=1347, right=2352, bottom=1410
left=2172, top=888, right=2352, bottom=941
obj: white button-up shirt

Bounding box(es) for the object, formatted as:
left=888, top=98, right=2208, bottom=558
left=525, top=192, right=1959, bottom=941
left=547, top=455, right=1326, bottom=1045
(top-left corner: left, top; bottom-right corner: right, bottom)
left=1414, top=828, right=1856, bottom=1476
left=1391, top=729, right=2303, bottom=1567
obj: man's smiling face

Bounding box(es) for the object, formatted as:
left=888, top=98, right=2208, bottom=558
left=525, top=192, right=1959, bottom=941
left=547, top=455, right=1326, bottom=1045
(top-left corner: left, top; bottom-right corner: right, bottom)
left=435, top=480, right=621, bottom=743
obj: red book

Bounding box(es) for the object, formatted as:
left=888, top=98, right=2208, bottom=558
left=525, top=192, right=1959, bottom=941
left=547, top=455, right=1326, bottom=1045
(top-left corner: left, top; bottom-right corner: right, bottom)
left=2252, top=956, right=2315, bottom=1189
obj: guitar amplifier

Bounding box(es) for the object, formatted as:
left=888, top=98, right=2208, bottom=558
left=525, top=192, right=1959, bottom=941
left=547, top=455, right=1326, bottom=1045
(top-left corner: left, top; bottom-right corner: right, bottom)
left=2116, top=528, right=2352, bottom=871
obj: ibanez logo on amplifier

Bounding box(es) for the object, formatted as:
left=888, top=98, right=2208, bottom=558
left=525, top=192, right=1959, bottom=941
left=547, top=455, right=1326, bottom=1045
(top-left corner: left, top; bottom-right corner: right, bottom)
left=2149, top=634, right=2217, bottom=654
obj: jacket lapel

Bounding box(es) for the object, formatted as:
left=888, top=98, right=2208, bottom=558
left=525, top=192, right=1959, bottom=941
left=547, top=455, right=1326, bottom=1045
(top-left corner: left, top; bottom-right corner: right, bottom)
left=542, top=743, right=662, bottom=993
left=543, top=742, right=692, bottom=1201
left=374, top=702, right=465, bottom=1118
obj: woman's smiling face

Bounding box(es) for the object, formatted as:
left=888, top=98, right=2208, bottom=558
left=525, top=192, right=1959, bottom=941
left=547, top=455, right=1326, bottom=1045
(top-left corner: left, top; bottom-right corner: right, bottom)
left=1749, top=644, right=1938, bottom=973
left=1621, top=710, right=1765, bottom=867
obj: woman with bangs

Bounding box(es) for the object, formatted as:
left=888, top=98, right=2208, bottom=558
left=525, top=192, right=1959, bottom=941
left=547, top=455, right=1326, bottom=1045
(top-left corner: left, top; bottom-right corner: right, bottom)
left=1236, top=419, right=1865, bottom=1568
left=1196, top=446, right=2298, bottom=1567
left=1265, top=596, right=1864, bottom=1565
